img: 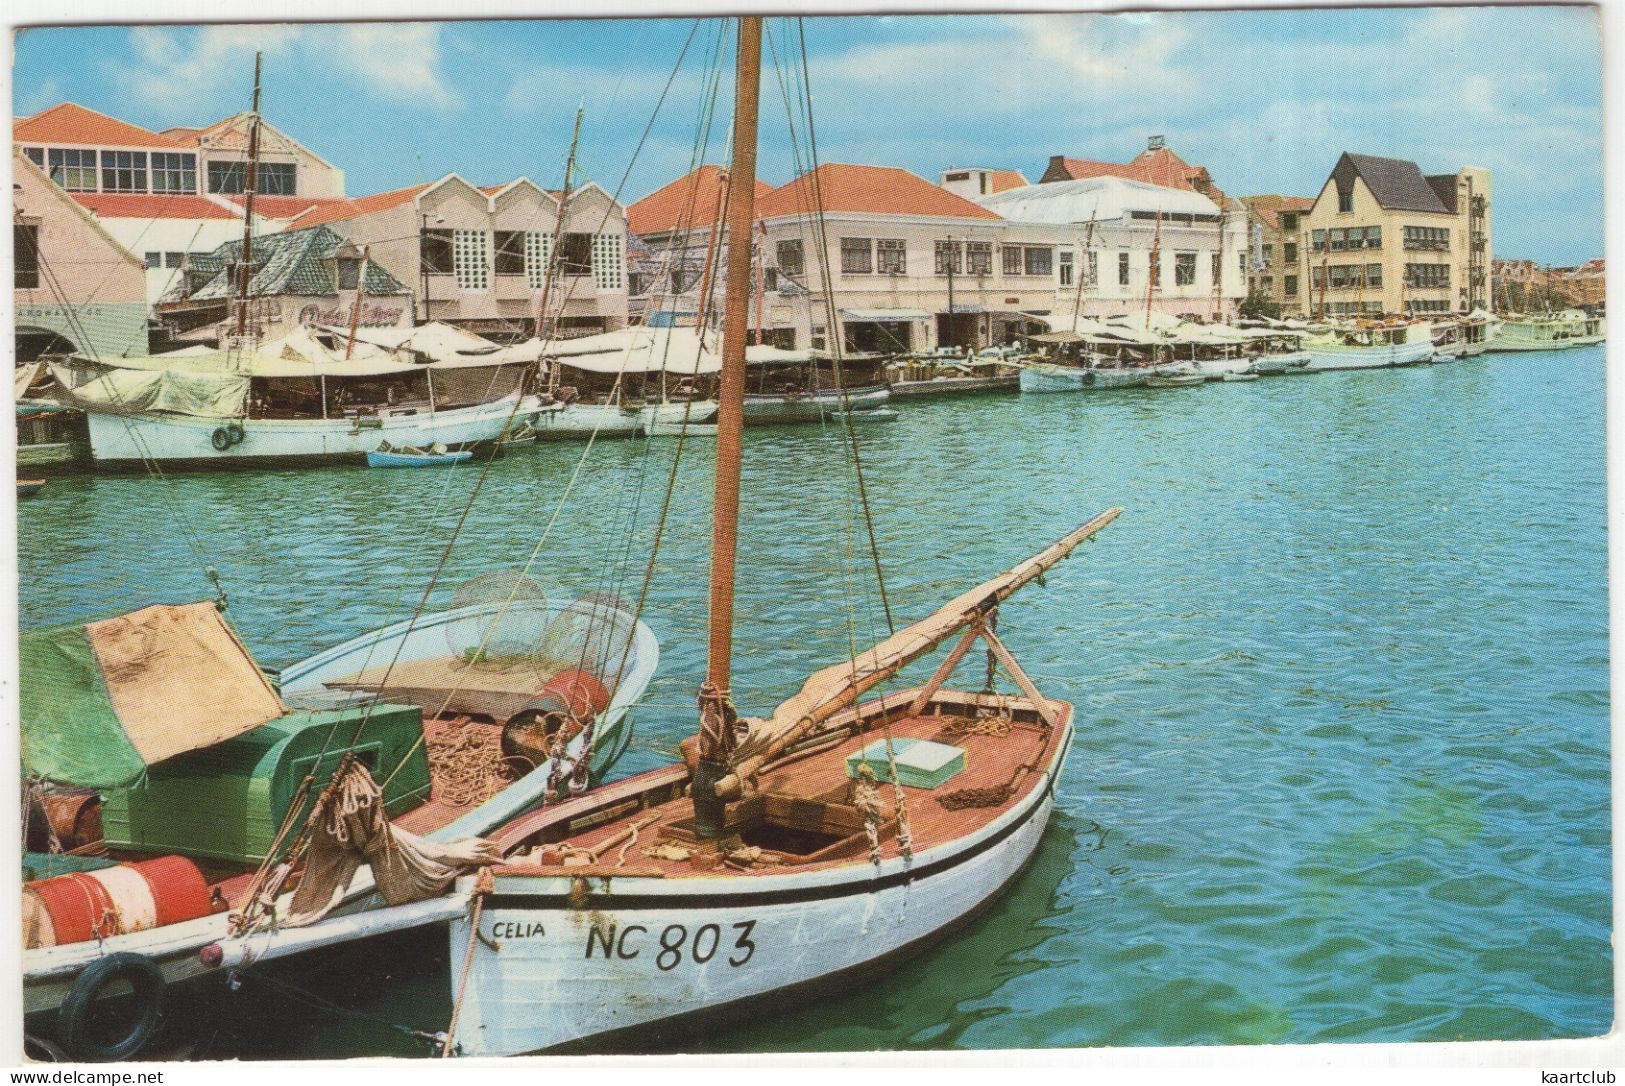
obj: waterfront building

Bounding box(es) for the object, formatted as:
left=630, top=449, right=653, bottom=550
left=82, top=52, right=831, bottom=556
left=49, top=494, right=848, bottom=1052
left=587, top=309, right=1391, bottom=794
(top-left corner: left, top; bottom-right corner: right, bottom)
left=154, top=224, right=415, bottom=342
left=1240, top=195, right=1314, bottom=315
left=1557, top=259, right=1606, bottom=310
left=14, top=103, right=348, bottom=307
left=286, top=175, right=630, bottom=339
left=1297, top=153, right=1491, bottom=318
left=975, top=175, right=1250, bottom=322
left=13, top=149, right=148, bottom=362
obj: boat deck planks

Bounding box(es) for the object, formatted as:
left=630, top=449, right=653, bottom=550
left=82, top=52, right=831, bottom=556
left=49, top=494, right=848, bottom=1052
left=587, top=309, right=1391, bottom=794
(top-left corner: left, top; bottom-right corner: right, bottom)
left=500, top=707, right=1057, bottom=878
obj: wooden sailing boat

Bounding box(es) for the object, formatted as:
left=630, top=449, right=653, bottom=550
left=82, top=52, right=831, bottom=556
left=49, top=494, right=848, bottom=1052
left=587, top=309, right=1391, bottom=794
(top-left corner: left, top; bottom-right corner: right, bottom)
left=435, top=17, right=1122, bottom=1056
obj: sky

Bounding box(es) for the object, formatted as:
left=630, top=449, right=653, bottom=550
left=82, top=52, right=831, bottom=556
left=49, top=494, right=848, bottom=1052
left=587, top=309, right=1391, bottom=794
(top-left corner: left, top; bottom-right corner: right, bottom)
left=11, top=8, right=1606, bottom=264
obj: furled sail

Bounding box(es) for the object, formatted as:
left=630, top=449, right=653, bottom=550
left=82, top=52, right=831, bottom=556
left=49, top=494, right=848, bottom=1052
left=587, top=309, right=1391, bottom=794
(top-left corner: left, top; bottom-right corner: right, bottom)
left=717, top=508, right=1122, bottom=796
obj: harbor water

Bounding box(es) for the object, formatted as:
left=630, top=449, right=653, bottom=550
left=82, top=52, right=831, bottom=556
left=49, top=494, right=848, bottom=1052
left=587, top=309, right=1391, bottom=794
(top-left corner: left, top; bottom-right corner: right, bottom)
left=17, top=347, right=1610, bottom=1054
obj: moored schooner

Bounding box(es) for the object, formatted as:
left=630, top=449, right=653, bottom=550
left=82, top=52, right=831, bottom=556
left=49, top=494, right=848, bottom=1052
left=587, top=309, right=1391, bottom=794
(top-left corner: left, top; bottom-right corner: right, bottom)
left=433, top=16, right=1123, bottom=1056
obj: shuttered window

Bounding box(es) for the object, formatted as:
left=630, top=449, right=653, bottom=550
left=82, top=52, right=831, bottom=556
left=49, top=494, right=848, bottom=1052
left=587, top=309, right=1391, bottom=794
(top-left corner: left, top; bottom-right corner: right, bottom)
left=453, top=229, right=489, bottom=290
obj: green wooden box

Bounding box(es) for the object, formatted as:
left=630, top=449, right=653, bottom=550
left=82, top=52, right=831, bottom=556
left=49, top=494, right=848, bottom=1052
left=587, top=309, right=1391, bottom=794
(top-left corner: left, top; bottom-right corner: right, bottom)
left=845, top=738, right=966, bottom=790
left=100, top=703, right=431, bottom=865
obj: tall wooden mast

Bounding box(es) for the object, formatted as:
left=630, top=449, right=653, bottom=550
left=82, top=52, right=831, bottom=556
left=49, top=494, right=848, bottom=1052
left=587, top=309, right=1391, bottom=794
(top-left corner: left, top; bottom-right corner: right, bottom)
left=233, top=52, right=264, bottom=338
left=693, top=16, right=761, bottom=837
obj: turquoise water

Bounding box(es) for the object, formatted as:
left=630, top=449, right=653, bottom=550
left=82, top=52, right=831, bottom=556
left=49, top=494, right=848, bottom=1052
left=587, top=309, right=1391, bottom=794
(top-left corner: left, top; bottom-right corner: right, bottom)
left=17, top=348, right=1611, bottom=1053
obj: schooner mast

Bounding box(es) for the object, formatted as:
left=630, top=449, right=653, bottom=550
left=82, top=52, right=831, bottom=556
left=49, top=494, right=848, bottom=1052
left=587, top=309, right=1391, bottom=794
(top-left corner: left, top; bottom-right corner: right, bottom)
left=233, top=52, right=265, bottom=339
left=693, top=15, right=762, bottom=838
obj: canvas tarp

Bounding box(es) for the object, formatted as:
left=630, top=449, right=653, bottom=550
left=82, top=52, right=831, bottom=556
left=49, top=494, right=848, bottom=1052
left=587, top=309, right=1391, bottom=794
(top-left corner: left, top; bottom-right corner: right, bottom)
left=21, top=602, right=286, bottom=788
left=50, top=363, right=249, bottom=419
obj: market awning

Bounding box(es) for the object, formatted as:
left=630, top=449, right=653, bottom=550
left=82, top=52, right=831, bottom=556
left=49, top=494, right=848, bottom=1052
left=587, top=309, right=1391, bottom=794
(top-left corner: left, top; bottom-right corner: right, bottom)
left=839, top=309, right=931, bottom=322
left=21, top=602, right=286, bottom=788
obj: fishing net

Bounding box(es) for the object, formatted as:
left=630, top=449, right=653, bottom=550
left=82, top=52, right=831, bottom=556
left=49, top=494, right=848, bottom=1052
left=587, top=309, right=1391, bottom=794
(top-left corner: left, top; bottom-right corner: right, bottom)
left=442, top=572, right=550, bottom=671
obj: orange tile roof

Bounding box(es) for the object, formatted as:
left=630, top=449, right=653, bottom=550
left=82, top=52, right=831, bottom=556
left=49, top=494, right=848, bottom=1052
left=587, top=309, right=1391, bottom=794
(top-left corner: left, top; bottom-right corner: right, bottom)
left=758, top=163, right=1001, bottom=221
left=286, top=183, right=434, bottom=229
left=1241, top=194, right=1315, bottom=231
left=159, top=126, right=207, bottom=143
left=628, top=166, right=774, bottom=236
left=219, top=193, right=345, bottom=221
left=988, top=169, right=1029, bottom=193
left=1049, top=145, right=1231, bottom=198
left=71, top=193, right=244, bottom=220
left=15, top=102, right=185, bottom=149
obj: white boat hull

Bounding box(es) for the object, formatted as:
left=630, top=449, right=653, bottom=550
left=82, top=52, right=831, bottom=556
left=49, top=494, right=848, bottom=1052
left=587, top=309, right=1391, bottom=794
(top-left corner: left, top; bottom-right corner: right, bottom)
left=23, top=600, right=659, bottom=1020
left=1190, top=356, right=1253, bottom=380
left=1485, top=326, right=1581, bottom=352
left=82, top=392, right=526, bottom=467
left=1251, top=350, right=1311, bottom=375
left=532, top=399, right=717, bottom=439
left=447, top=721, right=1069, bottom=1056
left=1303, top=339, right=1436, bottom=371
left=743, top=383, right=890, bottom=422
left=1019, top=364, right=1144, bottom=393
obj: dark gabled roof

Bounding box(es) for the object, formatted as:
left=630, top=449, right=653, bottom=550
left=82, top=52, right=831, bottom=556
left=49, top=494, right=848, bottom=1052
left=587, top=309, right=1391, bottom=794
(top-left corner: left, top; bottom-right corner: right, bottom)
left=1334, top=153, right=1452, bottom=214
left=1424, top=175, right=1460, bottom=214
left=167, top=225, right=409, bottom=303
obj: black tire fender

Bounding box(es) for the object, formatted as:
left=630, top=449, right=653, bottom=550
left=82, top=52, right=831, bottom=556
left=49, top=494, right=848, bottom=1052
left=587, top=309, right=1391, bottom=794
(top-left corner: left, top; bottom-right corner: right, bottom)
left=225, top=422, right=245, bottom=446
left=210, top=427, right=232, bottom=452
left=57, top=952, right=165, bottom=1062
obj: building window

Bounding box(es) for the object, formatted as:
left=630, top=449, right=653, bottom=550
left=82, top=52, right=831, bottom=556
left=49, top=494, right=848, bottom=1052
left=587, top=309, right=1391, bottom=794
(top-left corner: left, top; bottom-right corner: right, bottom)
left=421, top=228, right=454, bottom=274
left=1363, top=226, right=1381, bottom=250
left=1329, top=265, right=1348, bottom=289
left=558, top=233, right=593, bottom=276
left=1311, top=266, right=1324, bottom=290
left=1083, top=251, right=1098, bottom=287
left=22, top=147, right=45, bottom=167
left=99, top=151, right=147, bottom=192
left=207, top=160, right=297, bottom=195
left=1403, top=226, right=1450, bottom=251
left=1119, top=251, right=1131, bottom=286
left=164, top=252, right=186, bottom=269
left=150, top=152, right=197, bottom=194
left=776, top=239, right=804, bottom=278
left=1405, top=263, right=1450, bottom=289
left=935, top=240, right=962, bottom=276
left=1211, top=252, right=1222, bottom=287
left=336, top=255, right=361, bottom=290
left=453, top=229, right=489, bottom=290
left=840, top=237, right=873, bottom=275
left=1262, top=243, right=1274, bottom=264
left=1262, top=276, right=1274, bottom=292
left=1174, top=251, right=1196, bottom=286
left=1003, top=245, right=1024, bottom=276
left=525, top=232, right=552, bottom=289
left=1025, top=247, right=1053, bottom=277
left=876, top=238, right=906, bottom=275
left=1280, top=212, right=1299, bottom=233
left=966, top=241, right=992, bottom=275
left=1329, top=228, right=1347, bottom=252
left=1285, top=275, right=1299, bottom=296
left=15, top=225, right=40, bottom=289
left=48, top=149, right=98, bottom=191
left=1338, top=189, right=1354, bottom=213
left=1058, top=250, right=1074, bottom=287
left=494, top=231, right=527, bottom=276
left=592, top=233, right=625, bottom=291
left=1284, top=242, right=1298, bottom=263
left=1366, top=263, right=1383, bottom=289
left=144, top=251, right=163, bottom=269
left=1311, top=229, right=1326, bottom=253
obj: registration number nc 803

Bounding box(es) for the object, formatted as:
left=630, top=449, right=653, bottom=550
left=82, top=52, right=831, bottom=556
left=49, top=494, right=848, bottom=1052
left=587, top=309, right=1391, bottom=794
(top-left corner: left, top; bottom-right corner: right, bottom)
left=585, top=920, right=758, bottom=971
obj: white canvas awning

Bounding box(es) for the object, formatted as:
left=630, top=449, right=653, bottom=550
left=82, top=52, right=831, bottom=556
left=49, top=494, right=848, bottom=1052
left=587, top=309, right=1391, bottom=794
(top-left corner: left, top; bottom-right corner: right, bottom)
left=550, top=327, right=721, bottom=375
left=840, top=309, right=931, bottom=322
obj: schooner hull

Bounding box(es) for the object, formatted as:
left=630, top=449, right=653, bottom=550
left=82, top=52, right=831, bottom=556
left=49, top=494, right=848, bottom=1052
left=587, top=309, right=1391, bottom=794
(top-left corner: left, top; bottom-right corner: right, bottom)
left=1251, top=351, right=1311, bottom=375
left=1019, top=364, right=1144, bottom=393
left=447, top=719, right=1069, bottom=1057
left=1302, top=339, right=1436, bottom=371
left=81, top=393, right=526, bottom=468
left=1485, top=325, right=1582, bottom=352
left=742, top=383, right=890, bottom=422
left=532, top=399, right=718, bottom=439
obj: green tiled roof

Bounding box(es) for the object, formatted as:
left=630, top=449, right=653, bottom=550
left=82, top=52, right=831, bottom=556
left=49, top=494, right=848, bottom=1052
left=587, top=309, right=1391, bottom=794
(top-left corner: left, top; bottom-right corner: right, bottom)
left=167, top=225, right=409, bottom=303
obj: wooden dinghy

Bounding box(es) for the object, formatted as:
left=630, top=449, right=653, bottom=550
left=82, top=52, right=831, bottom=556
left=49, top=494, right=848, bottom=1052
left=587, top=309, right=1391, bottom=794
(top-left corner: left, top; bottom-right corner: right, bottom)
left=367, top=448, right=475, bottom=468
left=18, top=479, right=46, bottom=499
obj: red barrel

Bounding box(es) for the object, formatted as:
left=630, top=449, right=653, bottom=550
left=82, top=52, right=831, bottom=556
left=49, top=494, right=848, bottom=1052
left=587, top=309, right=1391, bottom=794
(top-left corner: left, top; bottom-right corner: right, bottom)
left=24, top=856, right=210, bottom=948
left=534, top=668, right=611, bottom=723
left=133, top=856, right=212, bottom=928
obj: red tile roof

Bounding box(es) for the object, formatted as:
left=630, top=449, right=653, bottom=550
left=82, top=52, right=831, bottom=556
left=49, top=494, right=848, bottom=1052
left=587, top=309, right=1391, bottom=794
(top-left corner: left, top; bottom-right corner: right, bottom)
left=286, top=183, right=433, bottom=229
left=71, top=193, right=244, bottom=220
left=218, top=193, right=344, bottom=221
left=628, top=166, right=774, bottom=237
left=159, top=126, right=207, bottom=143
left=15, top=103, right=185, bottom=149
left=988, top=169, right=1029, bottom=193
left=1046, top=145, right=1238, bottom=207
left=1241, top=194, right=1315, bottom=231
left=758, top=163, right=1001, bottom=221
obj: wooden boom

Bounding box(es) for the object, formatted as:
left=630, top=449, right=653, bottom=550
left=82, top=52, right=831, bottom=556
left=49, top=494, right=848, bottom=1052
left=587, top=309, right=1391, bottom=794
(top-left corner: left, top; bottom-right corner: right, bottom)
left=715, top=507, right=1122, bottom=799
